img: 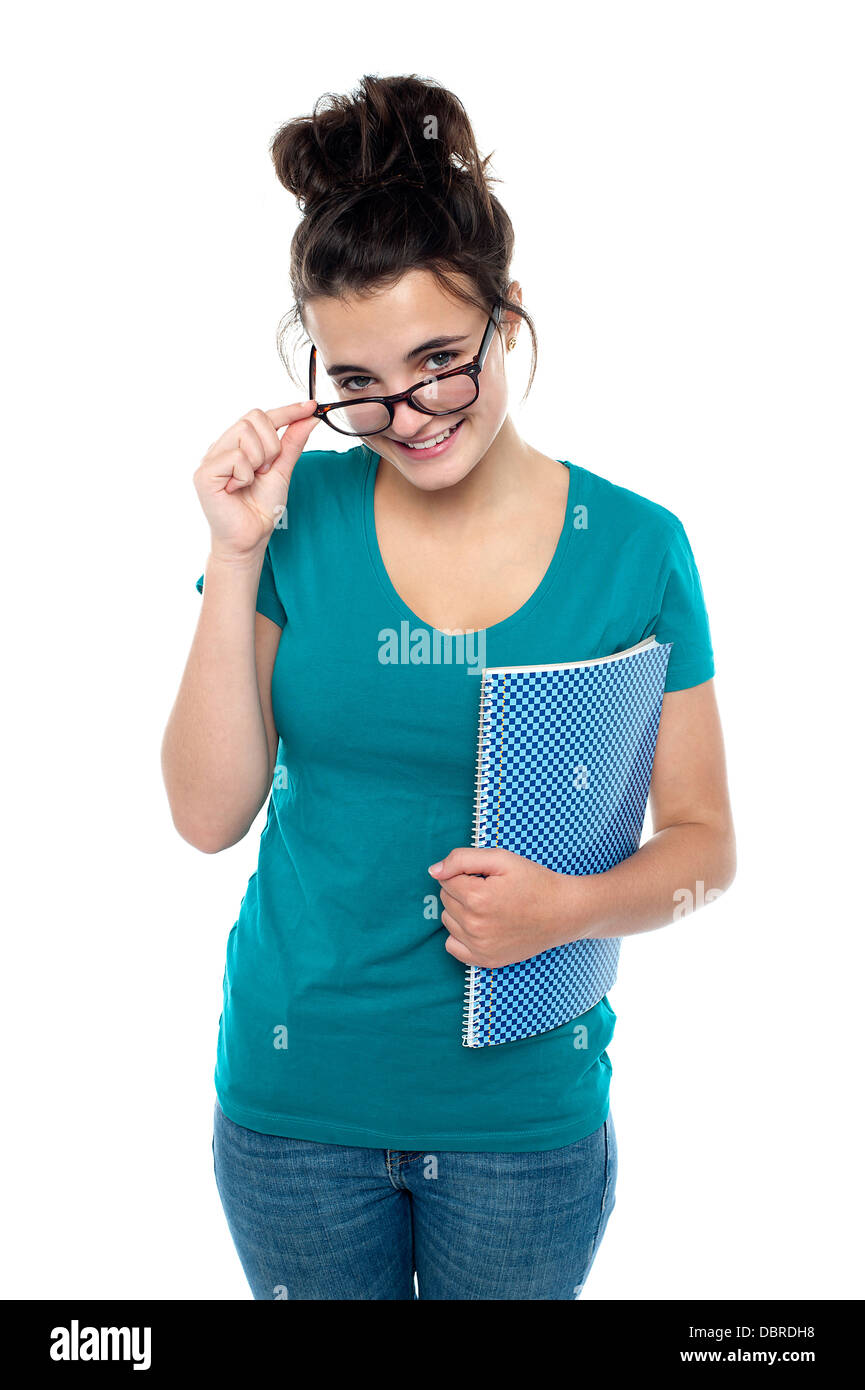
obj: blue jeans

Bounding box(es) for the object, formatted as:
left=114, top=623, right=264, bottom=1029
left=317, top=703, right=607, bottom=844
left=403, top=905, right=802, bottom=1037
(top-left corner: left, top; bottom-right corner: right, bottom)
left=212, top=1098, right=617, bottom=1300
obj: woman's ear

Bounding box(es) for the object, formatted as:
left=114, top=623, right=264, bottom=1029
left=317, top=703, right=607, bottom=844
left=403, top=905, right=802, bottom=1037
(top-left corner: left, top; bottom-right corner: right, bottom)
left=503, top=280, right=523, bottom=346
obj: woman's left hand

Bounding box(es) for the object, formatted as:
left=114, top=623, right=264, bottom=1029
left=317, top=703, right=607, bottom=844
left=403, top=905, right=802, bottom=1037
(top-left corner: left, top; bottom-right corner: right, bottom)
left=428, top=847, right=586, bottom=967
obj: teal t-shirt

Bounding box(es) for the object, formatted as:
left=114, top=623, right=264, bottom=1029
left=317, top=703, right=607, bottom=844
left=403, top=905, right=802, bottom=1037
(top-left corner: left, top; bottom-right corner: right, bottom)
left=194, top=447, right=715, bottom=1151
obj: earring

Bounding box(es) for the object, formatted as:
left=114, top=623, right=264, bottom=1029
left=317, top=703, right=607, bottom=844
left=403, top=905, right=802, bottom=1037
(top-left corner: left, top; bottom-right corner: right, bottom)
left=507, top=338, right=517, bottom=352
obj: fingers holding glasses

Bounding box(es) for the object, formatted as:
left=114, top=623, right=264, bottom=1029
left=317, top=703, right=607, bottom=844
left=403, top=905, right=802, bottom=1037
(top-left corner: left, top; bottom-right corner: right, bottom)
left=194, top=400, right=319, bottom=560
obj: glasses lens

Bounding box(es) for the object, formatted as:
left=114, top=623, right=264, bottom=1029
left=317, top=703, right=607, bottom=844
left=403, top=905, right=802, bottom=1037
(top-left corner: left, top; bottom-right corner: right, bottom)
left=411, top=373, right=477, bottom=414
left=324, top=401, right=391, bottom=436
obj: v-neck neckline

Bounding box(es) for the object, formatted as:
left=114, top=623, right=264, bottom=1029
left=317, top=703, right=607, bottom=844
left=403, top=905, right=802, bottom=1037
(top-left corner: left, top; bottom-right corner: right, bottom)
left=361, top=451, right=580, bottom=639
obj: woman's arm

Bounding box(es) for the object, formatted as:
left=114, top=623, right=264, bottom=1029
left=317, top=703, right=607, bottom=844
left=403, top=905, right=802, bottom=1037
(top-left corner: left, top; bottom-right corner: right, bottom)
left=161, top=400, right=318, bottom=853
left=161, top=554, right=282, bottom=853
left=568, top=677, right=736, bottom=940
left=434, top=679, right=737, bottom=966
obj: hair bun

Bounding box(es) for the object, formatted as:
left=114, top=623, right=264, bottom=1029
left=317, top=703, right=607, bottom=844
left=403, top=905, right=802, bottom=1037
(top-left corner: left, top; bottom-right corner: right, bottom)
left=270, top=73, right=493, bottom=211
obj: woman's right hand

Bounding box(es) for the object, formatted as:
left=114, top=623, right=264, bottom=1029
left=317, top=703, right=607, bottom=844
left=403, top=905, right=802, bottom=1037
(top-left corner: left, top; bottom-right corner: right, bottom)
left=194, top=401, right=320, bottom=560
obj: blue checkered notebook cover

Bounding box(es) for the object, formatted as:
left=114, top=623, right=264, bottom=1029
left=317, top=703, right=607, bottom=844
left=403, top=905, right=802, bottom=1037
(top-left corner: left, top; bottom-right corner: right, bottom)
left=462, top=636, right=672, bottom=1047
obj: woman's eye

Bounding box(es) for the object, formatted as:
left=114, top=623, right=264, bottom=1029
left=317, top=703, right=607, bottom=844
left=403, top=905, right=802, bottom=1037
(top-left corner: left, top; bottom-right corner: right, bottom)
left=424, top=351, right=455, bottom=372
left=339, top=375, right=374, bottom=393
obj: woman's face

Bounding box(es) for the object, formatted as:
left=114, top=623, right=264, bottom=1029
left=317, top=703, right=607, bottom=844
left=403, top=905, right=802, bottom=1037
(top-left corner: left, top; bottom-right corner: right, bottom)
left=303, top=268, right=517, bottom=492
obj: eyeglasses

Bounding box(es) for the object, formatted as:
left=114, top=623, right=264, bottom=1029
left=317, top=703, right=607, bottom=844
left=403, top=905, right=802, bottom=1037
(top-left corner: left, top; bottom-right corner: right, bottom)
left=307, top=303, right=502, bottom=437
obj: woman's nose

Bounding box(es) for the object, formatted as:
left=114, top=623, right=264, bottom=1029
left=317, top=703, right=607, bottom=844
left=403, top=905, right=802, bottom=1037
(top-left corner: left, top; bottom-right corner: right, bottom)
left=390, top=397, right=425, bottom=432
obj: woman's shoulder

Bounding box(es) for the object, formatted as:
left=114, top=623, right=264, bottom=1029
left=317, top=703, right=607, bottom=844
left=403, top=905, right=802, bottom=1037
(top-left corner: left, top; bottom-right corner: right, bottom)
left=289, top=442, right=370, bottom=495
left=272, top=443, right=370, bottom=533
left=570, top=460, right=691, bottom=549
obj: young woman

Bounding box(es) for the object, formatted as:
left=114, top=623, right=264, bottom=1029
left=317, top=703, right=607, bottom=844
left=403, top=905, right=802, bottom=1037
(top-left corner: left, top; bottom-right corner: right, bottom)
left=162, top=73, right=736, bottom=1301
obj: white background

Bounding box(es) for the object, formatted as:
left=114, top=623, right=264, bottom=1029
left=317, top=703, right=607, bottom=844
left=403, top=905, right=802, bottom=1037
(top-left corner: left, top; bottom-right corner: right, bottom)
left=2, top=0, right=862, bottom=1300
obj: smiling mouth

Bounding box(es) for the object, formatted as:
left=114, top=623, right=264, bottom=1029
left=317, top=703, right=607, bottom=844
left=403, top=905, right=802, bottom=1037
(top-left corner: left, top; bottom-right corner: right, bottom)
left=388, top=420, right=464, bottom=451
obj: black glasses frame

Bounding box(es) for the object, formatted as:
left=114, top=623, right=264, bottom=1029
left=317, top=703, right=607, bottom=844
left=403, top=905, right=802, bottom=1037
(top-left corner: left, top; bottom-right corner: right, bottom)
left=307, top=303, right=503, bottom=437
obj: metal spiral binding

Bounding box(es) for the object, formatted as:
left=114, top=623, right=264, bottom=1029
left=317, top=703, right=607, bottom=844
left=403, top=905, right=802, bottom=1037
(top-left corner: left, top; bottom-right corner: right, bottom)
left=462, top=672, right=495, bottom=1047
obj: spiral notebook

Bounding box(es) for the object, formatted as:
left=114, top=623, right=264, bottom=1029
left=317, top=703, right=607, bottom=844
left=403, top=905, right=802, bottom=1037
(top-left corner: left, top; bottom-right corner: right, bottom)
left=462, top=635, right=672, bottom=1047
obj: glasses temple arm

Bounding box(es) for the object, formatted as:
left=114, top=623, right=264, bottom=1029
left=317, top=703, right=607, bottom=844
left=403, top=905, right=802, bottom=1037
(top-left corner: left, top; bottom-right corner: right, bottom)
left=478, top=303, right=503, bottom=367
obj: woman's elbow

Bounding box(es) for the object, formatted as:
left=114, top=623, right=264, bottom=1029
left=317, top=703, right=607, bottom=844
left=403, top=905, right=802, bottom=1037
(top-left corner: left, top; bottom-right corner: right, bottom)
left=166, top=807, right=249, bottom=855
left=713, top=823, right=738, bottom=894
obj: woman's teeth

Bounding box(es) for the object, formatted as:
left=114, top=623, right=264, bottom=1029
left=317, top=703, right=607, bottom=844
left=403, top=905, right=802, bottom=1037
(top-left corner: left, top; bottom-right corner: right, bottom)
left=402, top=423, right=460, bottom=450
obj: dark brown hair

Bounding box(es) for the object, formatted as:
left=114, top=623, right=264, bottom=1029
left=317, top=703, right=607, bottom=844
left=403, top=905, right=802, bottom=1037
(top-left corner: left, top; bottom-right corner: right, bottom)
left=270, top=73, right=538, bottom=399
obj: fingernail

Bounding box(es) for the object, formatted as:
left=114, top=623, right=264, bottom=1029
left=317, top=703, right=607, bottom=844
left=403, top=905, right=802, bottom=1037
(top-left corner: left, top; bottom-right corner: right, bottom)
left=428, top=862, right=443, bottom=875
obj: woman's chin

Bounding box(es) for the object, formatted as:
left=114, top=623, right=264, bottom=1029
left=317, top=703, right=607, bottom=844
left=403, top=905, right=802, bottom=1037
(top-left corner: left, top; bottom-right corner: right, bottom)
left=397, top=456, right=477, bottom=490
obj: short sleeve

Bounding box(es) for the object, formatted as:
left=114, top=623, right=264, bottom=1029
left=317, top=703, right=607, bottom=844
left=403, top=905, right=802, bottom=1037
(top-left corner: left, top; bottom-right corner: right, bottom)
left=194, top=543, right=287, bottom=629
left=651, top=521, right=715, bottom=692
